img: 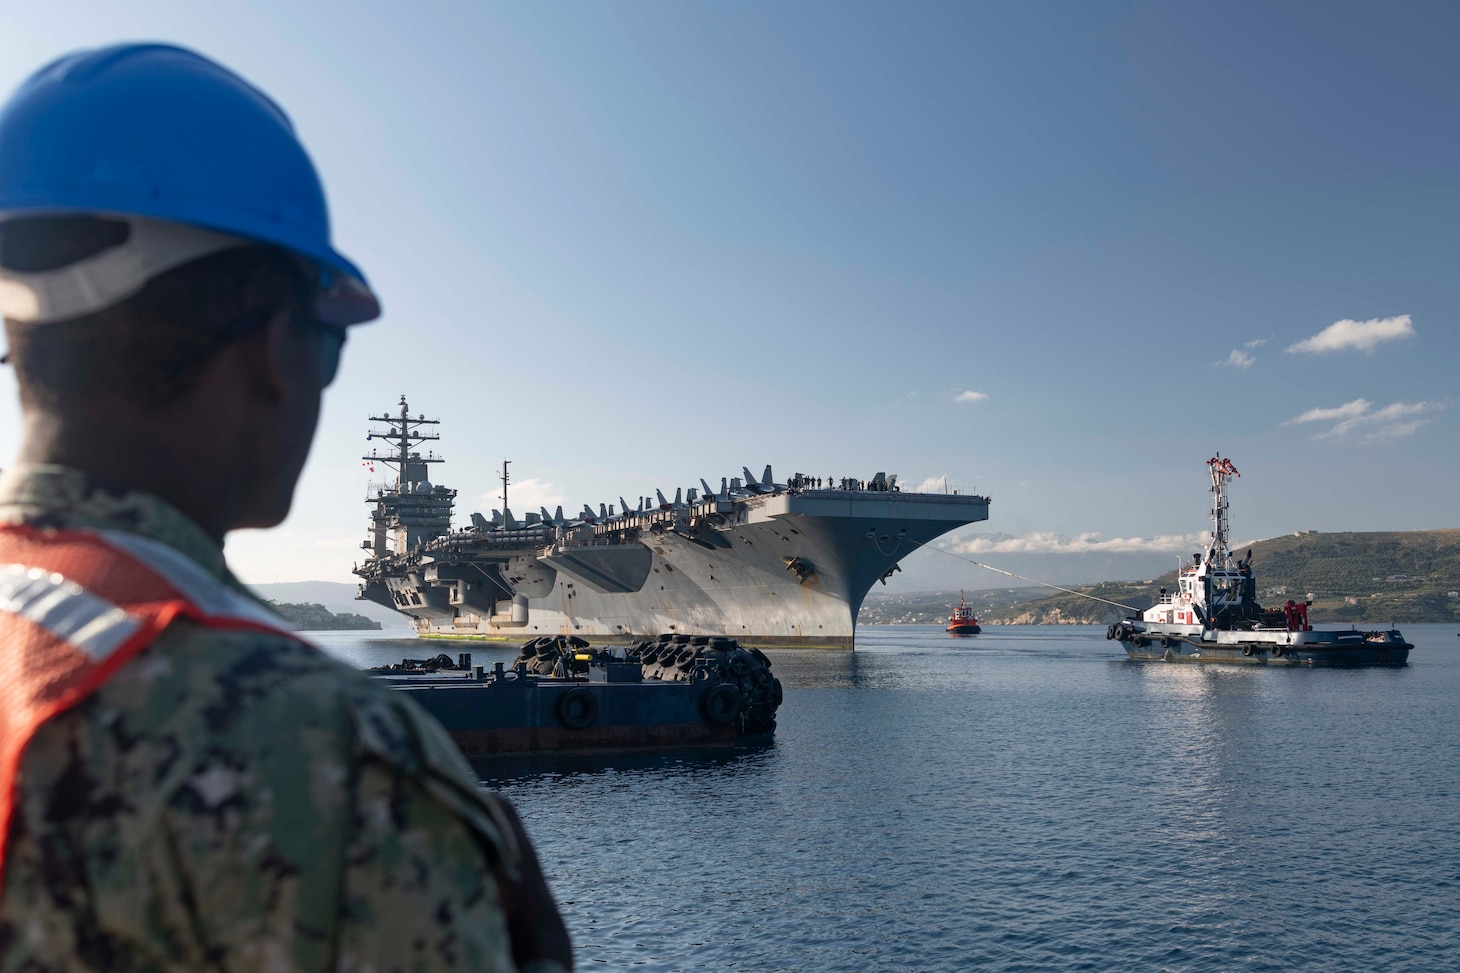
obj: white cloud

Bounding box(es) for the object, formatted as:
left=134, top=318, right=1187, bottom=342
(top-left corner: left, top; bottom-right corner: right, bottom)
left=1287, top=315, right=1414, bottom=355
left=955, top=390, right=989, bottom=403
left=1284, top=398, right=1372, bottom=425
left=1217, top=337, right=1270, bottom=368
left=943, top=530, right=1211, bottom=555
left=1360, top=420, right=1428, bottom=444
left=1285, top=398, right=1445, bottom=442
left=1217, top=349, right=1255, bottom=370
left=1322, top=400, right=1442, bottom=440
left=1367, top=401, right=1438, bottom=423
left=479, top=477, right=563, bottom=515
left=912, top=475, right=953, bottom=494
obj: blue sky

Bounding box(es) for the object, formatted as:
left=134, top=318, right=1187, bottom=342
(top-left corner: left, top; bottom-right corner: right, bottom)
left=2, top=1, right=1456, bottom=588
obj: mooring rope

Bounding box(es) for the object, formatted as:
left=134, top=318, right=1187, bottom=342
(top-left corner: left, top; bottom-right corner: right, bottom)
left=926, top=545, right=1143, bottom=613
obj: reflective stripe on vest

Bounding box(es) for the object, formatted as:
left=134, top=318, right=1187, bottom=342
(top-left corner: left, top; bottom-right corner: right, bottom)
left=0, top=526, right=299, bottom=893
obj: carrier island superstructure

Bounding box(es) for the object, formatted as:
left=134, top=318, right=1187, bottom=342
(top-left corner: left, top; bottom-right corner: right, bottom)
left=354, top=399, right=991, bottom=649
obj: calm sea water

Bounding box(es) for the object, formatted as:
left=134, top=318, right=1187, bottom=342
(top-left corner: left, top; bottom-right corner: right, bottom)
left=313, top=625, right=1460, bottom=973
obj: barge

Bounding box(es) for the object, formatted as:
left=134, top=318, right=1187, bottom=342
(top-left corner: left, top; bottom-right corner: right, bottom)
left=372, top=634, right=783, bottom=754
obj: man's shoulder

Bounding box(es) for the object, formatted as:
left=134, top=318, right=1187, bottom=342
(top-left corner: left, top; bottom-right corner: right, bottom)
left=330, top=655, right=515, bottom=860
left=141, top=624, right=467, bottom=769
left=10, top=628, right=519, bottom=969
left=133, top=625, right=512, bottom=860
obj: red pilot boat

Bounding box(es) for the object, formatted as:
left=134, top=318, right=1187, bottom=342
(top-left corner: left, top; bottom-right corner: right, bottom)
left=946, top=591, right=981, bottom=635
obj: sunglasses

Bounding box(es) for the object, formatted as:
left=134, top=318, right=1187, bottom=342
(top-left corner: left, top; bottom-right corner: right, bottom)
left=297, top=315, right=347, bottom=387
left=224, top=307, right=348, bottom=387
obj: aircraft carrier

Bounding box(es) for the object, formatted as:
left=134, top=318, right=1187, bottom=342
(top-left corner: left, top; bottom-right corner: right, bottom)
left=354, top=398, right=991, bottom=649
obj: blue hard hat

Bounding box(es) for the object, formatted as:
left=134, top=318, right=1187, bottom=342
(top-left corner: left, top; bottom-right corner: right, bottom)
left=0, top=43, right=379, bottom=325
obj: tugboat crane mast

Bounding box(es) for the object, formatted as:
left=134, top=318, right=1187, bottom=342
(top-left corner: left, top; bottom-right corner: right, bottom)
left=1206, top=453, right=1240, bottom=568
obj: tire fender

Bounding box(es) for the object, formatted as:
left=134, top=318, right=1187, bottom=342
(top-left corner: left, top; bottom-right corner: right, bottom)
left=701, top=683, right=741, bottom=726
left=556, top=688, right=599, bottom=730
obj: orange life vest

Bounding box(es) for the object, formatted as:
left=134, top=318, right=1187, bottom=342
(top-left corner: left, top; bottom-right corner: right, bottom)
left=0, top=525, right=300, bottom=892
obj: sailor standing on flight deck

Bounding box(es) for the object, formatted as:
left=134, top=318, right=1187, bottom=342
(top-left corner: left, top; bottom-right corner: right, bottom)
left=0, top=44, right=570, bottom=971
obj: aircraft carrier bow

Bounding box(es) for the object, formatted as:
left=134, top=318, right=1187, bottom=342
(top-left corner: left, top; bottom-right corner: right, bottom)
left=355, top=398, right=990, bottom=649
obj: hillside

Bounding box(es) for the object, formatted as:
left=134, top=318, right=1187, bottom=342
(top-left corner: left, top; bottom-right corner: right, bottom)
left=968, top=529, right=1460, bottom=625
left=250, top=581, right=413, bottom=630
left=859, top=583, right=1157, bottom=626
left=264, top=600, right=382, bottom=631
left=860, top=586, right=1042, bottom=625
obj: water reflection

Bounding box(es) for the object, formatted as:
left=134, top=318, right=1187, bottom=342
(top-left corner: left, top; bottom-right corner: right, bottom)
left=765, top=647, right=866, bottom=688
left=471, top=738, right=776, bottom=787
left=1120, top=663, right=1260, bottom=847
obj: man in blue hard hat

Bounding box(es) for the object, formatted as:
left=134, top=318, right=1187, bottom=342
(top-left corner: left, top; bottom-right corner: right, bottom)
left=0, top=44, right=571, bottom=972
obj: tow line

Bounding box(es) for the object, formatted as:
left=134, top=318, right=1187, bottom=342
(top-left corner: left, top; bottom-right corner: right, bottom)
left=926, top=546, right=1143, bottom=614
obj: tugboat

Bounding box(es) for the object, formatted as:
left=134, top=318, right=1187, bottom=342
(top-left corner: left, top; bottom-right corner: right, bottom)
left=946, top=591, right=981, bottom=635
left=1108, top=455, right=1412, bottom=666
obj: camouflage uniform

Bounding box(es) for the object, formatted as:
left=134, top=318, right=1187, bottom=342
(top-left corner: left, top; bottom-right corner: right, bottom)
left=0, top=464, right=567, bottom=973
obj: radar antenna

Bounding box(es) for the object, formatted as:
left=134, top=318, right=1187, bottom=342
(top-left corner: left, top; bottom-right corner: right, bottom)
left=364, top=394, right=443, bottom=491
left=358, top=396, right=456, bottom=557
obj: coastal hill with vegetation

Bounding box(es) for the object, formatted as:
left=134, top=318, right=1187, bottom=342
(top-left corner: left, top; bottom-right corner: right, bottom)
left=860, top=529, right=1460, bottom=626
left=264, top=600, right=382, bottom=631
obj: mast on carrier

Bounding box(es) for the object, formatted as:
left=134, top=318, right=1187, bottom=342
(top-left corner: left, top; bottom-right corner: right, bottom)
left=361, top=396, right=456, bottom=557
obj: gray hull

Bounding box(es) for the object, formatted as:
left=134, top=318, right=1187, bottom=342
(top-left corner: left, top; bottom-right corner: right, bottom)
left=362, top=488, right=990, bottom=650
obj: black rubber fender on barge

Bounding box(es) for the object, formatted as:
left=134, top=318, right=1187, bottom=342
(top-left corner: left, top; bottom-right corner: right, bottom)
left=700, top=684, right=741, bottom=726
left=510, top=633, right=784, bottom=737
left=556, top=687, right=599, bottom=730
left=635, top=634, right=782, bottom=736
